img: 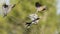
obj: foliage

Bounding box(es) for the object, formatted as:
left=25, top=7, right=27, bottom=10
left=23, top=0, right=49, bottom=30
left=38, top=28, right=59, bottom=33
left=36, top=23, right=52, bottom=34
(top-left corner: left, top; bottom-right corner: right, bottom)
left=0, top=0, right=57, bottom=34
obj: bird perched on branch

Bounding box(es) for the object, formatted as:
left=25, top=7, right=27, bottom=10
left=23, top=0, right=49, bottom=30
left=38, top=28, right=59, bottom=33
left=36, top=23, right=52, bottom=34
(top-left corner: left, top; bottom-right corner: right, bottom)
left=26, top=14, right=40, bottom=28
left=35, top=2, right=47, bottom=13
left=2, top=3, right=16, bottom=17
left=29, top=14, right=40, bottom=24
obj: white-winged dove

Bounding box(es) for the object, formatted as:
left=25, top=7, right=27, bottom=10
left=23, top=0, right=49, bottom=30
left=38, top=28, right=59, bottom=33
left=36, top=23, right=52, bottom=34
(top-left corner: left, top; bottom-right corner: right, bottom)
left=35, top=2, right=47, bottom=12
left=26, top=14, right=40, bottom=26
left=26, top=14, right=40, bottom=28
left=2, top=3, right=16, bottom=17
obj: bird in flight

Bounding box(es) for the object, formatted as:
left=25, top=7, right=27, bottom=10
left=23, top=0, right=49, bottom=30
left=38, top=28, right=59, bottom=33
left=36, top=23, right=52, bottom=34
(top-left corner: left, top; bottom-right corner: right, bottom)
left=2, top=3, right=16, bottom=17
left=35, top=2, right=47, bottom=13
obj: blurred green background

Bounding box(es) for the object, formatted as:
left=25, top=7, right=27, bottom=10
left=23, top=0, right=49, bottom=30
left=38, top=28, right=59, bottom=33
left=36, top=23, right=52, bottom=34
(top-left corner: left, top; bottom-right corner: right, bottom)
left=0, top=0, right=59, bottom=34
